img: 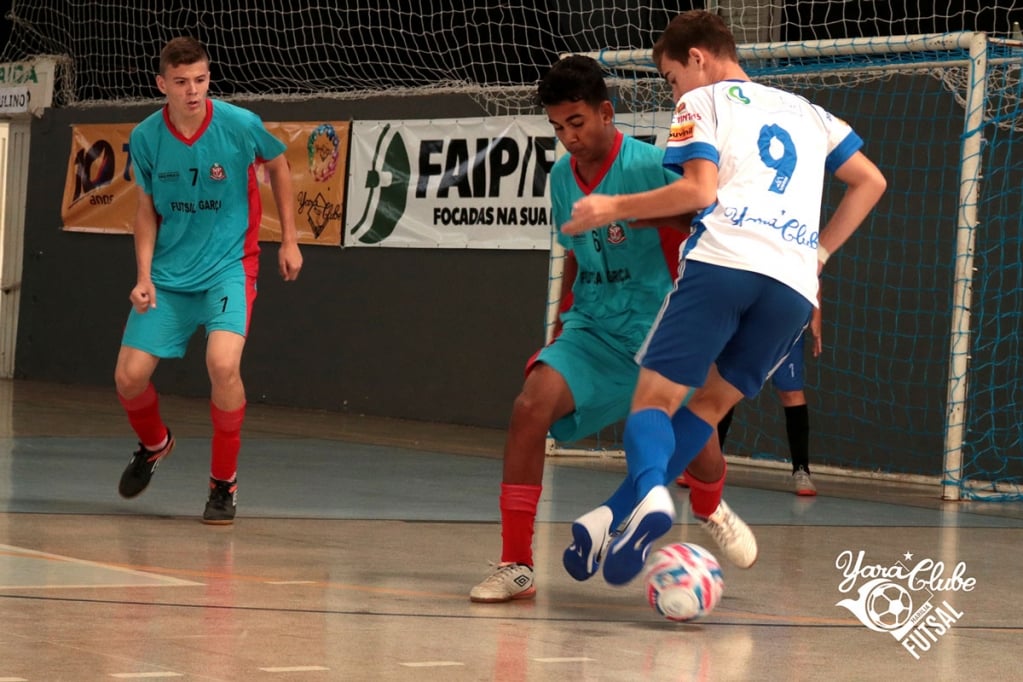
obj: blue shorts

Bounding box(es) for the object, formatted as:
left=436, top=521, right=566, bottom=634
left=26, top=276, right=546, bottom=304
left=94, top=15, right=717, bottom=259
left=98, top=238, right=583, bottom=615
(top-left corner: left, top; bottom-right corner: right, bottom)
left=534, top=327, right=638, bottom=442
left=771, top=332, right=805, bottom=392
left=638, top=260, right=812, bottom=398
left=121, top=275, right=256, bottom=359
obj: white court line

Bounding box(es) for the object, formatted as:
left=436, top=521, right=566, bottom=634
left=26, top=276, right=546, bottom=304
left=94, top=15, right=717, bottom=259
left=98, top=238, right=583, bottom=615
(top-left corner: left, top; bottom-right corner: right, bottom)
left=265, top=580, right=318, bottom=585
left=534, top=657, right=596, bottom=663
left=399, top=662, right=466, bottom=668
left=258, top=667, right=330, bottom=673
left=0, top=544, right=201, bottom=589
left=0, top=582, right=198, bottom=590
left=109, top=673, right=184, bottom=679
left=0, top=676, right=28, bottom=681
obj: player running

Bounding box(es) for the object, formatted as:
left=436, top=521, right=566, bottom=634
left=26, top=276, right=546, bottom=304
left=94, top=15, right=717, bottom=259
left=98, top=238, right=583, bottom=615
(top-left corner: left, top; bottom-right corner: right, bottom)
left=114, top=37, right=303, bottom=524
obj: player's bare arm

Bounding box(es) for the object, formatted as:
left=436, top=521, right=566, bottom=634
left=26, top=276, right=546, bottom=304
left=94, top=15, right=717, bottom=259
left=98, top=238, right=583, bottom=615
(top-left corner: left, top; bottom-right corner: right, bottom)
left=130, top=186, right=159, bottom=312
left=562, top=159, right=716, bottom=235
left=264, top=153, right=303, bottom=281
left=817, top=151, right=887, bottom=272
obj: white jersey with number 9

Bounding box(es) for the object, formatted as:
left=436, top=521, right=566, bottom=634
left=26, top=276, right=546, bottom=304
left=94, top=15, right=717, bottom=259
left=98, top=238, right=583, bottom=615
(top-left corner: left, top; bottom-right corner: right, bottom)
left=664, top=79, right=862, bottom=306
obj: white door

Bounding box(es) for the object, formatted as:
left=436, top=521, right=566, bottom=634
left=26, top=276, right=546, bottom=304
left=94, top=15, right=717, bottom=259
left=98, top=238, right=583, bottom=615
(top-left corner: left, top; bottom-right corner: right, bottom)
left=0, top=120, right=30, bottom=378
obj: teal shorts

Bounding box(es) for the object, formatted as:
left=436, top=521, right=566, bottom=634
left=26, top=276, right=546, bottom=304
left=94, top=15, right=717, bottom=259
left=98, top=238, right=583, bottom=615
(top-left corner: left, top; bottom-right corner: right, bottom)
left=121, top=275, right=256, bottom=359
left=534, top=327, right=639, bottom=443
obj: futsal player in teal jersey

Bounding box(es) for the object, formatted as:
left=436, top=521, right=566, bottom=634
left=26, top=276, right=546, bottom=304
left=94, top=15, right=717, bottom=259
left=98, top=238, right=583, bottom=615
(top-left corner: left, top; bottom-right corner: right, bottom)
left=114, top=37, right=303, bottom=524
left=470, top=55, right=744, bottom=602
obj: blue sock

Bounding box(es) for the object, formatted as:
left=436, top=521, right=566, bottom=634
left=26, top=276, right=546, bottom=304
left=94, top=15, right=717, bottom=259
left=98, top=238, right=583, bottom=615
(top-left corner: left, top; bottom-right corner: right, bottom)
left=665, top=407, right=715, bottom=482
left=601, top=477, right=636, bottom=528
left=623, top=408, right=675, bottom=501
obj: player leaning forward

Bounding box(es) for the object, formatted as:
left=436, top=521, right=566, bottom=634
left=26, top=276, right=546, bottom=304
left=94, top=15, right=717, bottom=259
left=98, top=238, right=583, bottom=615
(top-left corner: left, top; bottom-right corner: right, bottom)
left=563, top=11, right=886, bottom=584
left=471, top=54, right=750, bottom=604
left=114, top=37, right=303, bottom=524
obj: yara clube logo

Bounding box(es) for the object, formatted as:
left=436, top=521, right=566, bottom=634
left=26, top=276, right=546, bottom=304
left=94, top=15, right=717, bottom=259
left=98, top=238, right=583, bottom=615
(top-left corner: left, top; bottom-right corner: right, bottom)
left=834, top=550, right=975, bottom=659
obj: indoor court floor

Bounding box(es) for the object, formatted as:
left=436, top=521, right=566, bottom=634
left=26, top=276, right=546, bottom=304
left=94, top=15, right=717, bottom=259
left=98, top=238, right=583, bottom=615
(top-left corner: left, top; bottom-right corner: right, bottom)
left=1, top=378, right=1021, bottom=681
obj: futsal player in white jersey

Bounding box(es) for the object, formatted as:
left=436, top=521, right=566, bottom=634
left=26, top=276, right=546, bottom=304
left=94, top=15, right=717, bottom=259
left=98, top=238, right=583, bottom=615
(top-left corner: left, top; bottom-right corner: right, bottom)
left=562, top=10, right=887, bottom=585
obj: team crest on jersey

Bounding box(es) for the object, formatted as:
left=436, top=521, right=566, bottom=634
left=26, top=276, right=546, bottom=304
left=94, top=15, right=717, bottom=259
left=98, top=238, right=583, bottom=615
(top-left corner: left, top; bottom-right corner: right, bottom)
left=607, top=224, right=626, bottom=245
left=209, top=163, right=227, bottom=181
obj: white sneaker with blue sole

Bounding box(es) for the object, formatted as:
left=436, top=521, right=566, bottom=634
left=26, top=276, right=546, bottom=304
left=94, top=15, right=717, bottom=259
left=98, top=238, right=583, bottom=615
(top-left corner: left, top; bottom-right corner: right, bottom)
left=602, top=485, right=676, bottom=586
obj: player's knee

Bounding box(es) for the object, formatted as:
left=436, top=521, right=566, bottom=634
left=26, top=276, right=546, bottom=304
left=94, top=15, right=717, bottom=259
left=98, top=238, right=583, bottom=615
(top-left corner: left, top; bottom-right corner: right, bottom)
left=776, top=390, right=806, bottom=406
left=206, top=356, right=242, bottom=388
left=511, top=390, right=562, bottom=431
left=114, top=363, right=148, bottom=397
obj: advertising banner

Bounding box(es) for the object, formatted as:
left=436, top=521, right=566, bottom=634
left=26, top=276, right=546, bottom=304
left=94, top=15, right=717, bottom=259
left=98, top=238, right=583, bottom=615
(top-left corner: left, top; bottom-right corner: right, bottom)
left=61, top=120, right=349, bottom=246
left=345, top=116, right=557, bottom=249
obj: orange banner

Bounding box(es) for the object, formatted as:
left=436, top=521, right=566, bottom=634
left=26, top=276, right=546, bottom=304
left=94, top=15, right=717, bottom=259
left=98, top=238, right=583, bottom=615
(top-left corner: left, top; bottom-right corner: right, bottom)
left=61, top=124, right=136, bottom=234
left=61, top=120, right=350, bottom=247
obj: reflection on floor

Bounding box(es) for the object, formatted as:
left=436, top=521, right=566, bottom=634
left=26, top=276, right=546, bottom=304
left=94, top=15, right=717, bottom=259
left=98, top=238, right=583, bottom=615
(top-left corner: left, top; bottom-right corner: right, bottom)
left=1, top=379, right=1020, bottom=681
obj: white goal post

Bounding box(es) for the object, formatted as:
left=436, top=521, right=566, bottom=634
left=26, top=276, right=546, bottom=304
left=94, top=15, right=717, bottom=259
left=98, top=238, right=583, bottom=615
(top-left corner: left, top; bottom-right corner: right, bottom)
left=543, top=32, right=1012, bottom=503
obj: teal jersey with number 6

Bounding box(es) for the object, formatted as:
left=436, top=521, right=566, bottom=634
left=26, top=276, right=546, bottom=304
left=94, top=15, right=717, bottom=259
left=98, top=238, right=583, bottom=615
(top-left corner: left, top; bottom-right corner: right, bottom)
left=550, top=131, right=684, bottom=354
left=129, top=99, right=286, bottom=292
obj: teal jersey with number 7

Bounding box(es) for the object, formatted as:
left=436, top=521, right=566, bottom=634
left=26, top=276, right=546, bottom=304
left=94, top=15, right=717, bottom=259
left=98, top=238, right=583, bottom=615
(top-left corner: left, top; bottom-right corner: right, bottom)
left=129, top=99, right=286, bottom=292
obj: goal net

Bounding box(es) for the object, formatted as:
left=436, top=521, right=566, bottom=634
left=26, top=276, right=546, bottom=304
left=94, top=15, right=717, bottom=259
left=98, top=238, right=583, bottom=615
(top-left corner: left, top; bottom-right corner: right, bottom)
left=0, top=3, right=1012, bottom=106
left=3, top=2, right=1021, bottom=500
left=546, top=31, right=1023, bottom=502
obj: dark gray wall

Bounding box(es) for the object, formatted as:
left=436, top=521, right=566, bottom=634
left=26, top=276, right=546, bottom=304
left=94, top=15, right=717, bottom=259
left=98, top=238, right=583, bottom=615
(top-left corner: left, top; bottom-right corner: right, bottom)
left=15, top=95, right=549, bottom=429
left=699, top=73, right=958, bottom=477
left=14, top=75, right=1022, bottom=482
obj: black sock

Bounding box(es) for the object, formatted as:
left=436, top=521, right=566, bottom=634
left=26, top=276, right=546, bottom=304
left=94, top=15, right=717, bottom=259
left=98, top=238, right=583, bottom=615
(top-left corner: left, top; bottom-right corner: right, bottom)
left=784, top=404, right=810, bottom=473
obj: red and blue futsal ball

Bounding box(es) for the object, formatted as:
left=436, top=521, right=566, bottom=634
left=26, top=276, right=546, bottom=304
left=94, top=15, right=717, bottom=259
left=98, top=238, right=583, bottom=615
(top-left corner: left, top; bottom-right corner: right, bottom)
left=644, top=542, right=724, bottom=622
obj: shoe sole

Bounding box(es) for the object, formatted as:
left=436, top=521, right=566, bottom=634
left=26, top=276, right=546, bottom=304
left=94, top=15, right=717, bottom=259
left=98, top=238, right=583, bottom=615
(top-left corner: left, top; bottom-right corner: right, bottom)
left=563, top=521, right=607, bottom=582
left=118, top=438, right=176, bottom=499
left=795, top=489, right=817, bottom=497
left=603, top=509, right=674, bottom=586
left=469, top=586, right=536, bottom=604
left=201, top=518, right=235, bottom=526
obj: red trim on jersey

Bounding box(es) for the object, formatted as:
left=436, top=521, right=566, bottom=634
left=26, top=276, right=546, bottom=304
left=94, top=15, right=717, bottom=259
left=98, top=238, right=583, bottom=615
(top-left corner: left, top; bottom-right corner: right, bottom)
left=657, top=226, right=687, bottom=279
left=243, top=164, right=263, bottom=280
left=162, top=99, right=213, bottom=145
left=570, top=130, right=624, bottom=195
left=243, top=273, right=258, bottom=334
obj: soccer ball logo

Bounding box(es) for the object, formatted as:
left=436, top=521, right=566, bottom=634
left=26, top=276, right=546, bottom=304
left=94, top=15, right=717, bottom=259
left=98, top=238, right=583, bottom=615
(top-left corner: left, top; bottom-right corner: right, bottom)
left=644, top=543, right=724, bottom=622
left=865, top=582, right=913, bottom=630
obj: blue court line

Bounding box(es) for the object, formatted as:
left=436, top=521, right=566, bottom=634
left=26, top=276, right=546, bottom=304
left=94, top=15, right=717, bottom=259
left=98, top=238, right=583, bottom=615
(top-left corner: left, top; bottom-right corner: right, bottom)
left=0, top=437, right=1020, bottom=528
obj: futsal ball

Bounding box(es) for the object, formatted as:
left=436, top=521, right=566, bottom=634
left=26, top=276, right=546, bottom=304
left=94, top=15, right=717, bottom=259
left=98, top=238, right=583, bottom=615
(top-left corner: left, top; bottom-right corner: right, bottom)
left=644, top=542, right=724, bottom=622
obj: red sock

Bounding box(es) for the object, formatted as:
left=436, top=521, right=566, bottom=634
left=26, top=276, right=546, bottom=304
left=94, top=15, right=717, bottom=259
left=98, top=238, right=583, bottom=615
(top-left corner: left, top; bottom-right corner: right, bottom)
left=210, top=402, right=245, bottom=482
left=118, top=383, right=167, bottom=449
left=500, top=483, right=542, bottom=566
left=685, top=461, right=727, bottom=518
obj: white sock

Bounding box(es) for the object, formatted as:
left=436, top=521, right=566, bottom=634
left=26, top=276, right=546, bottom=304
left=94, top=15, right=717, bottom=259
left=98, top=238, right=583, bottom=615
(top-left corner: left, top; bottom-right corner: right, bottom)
left=144, top=433, right=169, bottom=452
